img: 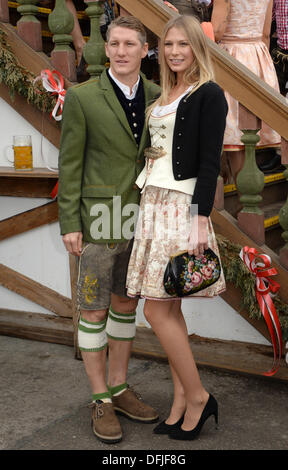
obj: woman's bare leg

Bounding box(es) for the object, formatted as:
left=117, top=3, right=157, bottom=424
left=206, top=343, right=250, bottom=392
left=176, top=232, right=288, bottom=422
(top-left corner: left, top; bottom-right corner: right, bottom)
left=144, top=299, right=209, bottom=430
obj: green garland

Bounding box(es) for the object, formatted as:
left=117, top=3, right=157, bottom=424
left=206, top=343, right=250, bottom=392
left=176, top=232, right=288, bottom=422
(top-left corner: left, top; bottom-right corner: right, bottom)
left=0, top=28, right=57, bottom=115
left=0, top=28, right=287, bottom=342
left=216, top=234, right=288, bottom=341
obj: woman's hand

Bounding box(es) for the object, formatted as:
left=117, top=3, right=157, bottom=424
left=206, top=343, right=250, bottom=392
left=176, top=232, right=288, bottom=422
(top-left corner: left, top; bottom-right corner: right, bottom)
left=187, top=215, right=208, bottom=256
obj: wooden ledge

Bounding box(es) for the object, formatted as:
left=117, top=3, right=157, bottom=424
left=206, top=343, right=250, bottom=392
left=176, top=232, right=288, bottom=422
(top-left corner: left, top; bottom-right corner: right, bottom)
left=0, top=166, right=58, bottom=178
left=0, top=166, right=58, bottom=197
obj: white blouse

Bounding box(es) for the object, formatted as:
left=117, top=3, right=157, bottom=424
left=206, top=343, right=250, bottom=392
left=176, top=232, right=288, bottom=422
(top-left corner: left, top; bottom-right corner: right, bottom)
left=135, top=86, right=197, bottom=195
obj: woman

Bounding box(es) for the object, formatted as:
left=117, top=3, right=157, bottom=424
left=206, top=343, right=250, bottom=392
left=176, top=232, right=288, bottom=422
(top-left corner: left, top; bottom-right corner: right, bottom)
left=126, top=15, right=227, bottom=441
left=211, top=0, right=281, bottom=180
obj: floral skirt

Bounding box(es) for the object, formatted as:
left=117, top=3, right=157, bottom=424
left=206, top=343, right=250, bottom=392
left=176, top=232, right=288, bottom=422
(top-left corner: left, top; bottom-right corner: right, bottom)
left=126, top=186, right=226, bottom=300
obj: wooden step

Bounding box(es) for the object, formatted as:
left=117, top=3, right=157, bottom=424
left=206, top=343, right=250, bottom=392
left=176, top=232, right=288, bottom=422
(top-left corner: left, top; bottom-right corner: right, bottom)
left=263, top=201, right=285, bottom=254
left=224, top=172, right=287, bottom=218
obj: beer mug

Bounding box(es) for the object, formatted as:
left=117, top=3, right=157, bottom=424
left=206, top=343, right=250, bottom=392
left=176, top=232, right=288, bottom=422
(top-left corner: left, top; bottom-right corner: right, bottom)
left=4, top=135, right=33, bottom=170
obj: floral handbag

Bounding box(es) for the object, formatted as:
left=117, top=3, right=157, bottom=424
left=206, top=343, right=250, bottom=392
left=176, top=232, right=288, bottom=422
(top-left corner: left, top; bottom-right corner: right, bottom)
left=163, top=248, right=221, bottom=297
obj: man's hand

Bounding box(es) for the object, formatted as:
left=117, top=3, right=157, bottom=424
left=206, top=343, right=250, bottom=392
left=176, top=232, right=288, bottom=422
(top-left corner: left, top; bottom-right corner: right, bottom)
left=62, top=232, right=83, bottom=256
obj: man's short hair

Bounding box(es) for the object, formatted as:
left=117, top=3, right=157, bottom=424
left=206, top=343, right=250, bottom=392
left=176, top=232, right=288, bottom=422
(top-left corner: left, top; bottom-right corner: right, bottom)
left=106, top=16, right=147, bottom=46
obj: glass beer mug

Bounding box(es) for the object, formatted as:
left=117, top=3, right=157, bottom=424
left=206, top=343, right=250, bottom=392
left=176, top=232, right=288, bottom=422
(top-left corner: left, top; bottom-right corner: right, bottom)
left=4, top=135, right=33, bottom=170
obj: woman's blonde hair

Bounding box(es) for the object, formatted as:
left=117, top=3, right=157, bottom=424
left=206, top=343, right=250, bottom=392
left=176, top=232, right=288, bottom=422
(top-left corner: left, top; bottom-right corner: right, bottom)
left=147, top=15, right=214, bottom=117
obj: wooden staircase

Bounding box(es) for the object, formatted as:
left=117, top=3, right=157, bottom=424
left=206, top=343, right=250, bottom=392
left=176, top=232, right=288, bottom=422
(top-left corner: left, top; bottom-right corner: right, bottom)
left=1, top=0, right=288, bottom=379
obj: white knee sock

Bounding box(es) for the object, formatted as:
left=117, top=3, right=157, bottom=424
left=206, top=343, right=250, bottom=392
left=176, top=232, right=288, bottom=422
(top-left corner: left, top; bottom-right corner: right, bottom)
left=106, top=306, right=136, bottom=341
left=78, top=316, right=108, bottom=352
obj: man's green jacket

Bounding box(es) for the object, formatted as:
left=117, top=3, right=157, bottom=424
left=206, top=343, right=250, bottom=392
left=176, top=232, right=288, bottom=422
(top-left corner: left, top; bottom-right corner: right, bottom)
left=57, top=70, right=159, bottom=243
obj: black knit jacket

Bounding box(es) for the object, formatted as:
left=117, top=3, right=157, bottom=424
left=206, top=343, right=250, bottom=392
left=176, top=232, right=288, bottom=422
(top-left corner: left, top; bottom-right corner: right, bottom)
left=171, top=81, right=228, bottom=217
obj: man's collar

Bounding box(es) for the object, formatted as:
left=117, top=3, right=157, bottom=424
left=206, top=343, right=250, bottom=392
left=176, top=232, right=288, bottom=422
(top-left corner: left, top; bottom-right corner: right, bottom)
left=108, top=68, right=140, bottom=100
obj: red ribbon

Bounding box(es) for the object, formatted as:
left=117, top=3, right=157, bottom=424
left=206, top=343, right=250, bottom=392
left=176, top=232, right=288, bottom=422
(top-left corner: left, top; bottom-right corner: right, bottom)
left=239, top=246, right=282, bottom=376
left=50, top=180, right=59, bottom=200
left=34, top=69, right=66, bottom=198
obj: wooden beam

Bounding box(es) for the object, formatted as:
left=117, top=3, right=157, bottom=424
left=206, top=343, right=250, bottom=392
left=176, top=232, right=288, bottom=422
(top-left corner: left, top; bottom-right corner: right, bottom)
left=0, top=82, right=61, bottom=149
left=0, top=201, right=58, bottom=241
left=1, top=310, right=286, bottom=381
left=0, top=263, right=72, bottom=317
left=212, top=209, right=288, bottom=304
left=132, top=327, right=288, bottom=382
left=0, top=308, right=73, bottom=345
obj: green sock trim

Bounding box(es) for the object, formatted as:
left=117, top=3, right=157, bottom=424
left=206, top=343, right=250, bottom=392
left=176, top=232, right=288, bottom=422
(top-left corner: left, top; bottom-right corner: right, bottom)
left=109, top=306, right=136, bottom=318
left=78, top=323, right=106, bottom=334
left=79, top=343, right=108, bottom=352
left=106, top=333, right=135, bottom=341
left=108, top=313, right=135, bottom=324
left=108, top=382, right=128, bottom=396
left=92, top=391, right=111, bottom=401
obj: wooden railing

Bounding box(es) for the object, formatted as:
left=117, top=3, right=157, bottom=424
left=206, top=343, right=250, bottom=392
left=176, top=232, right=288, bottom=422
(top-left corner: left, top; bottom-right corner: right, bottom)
left=1, top=0, right=288, bottom=269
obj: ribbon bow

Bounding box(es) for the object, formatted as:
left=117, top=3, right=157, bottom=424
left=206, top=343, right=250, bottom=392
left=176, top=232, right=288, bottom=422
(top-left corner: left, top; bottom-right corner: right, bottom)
left=34, top=69, right=66, bottom=198
left=35, top=69, right=66, bottom=121
left=239, top=246, right=282, bottom=376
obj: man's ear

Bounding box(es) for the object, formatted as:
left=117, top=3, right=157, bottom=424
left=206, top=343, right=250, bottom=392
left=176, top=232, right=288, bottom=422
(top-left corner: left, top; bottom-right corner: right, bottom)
left=141, top=42, right=149, bottom=59
left=105, top=42, right=110, bottom=58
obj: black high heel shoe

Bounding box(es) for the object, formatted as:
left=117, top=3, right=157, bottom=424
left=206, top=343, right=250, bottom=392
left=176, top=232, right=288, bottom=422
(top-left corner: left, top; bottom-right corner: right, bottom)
left=169, top=394, right=218, bottom=441
left=153, top=415, right=184, bottom=435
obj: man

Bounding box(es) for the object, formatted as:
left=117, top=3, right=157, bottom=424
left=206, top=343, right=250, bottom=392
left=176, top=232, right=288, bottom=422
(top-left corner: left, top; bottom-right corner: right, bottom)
left=58, top=16, right=160, bottom=444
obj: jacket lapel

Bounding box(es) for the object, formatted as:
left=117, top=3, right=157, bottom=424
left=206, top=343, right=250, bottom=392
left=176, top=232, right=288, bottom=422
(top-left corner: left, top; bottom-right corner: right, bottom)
left=100, top=71, right=135, bottom=142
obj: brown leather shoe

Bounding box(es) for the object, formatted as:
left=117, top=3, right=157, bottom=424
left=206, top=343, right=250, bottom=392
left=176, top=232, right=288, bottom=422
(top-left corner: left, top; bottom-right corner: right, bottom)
left=89, top=401, right=122, bottom=443
left=112, top=386, right=159, bottom=423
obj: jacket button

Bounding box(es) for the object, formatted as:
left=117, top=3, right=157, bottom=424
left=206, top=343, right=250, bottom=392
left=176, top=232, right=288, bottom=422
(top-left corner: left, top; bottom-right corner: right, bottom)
left=181, top=117, right=185, bottom=120
left=177, top=146, right=180, bottom=150
left=176, top=161, right=180, bottom=165
left=178, top=132, right=182, bottom=136
left=177, top=174, right=181, bottom=178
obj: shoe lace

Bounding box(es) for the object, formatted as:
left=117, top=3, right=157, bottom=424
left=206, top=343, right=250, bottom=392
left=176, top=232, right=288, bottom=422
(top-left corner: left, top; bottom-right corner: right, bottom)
left=128, top=385, right=143, bottom=401
left=88, top=401, right=104, bottom=419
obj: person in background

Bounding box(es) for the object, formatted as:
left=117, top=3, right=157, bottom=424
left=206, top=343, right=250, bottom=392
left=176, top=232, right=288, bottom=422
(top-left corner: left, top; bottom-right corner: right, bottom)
left=211, top=0, right=281, bottom=181
left=271, top=0, right=288, bottom=97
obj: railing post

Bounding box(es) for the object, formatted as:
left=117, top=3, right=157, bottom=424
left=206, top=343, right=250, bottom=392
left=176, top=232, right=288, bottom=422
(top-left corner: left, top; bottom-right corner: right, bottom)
left=16, top=0, right=42, bottom=51
left=0, top=0, right=9, bottom=22
left=48, top=0, right=77, bottom=82
left=83, top=0, right=107, bottom=79
left=236, top=105, right=265, bottom=245
left=279, top=138, right=288, bottom=270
